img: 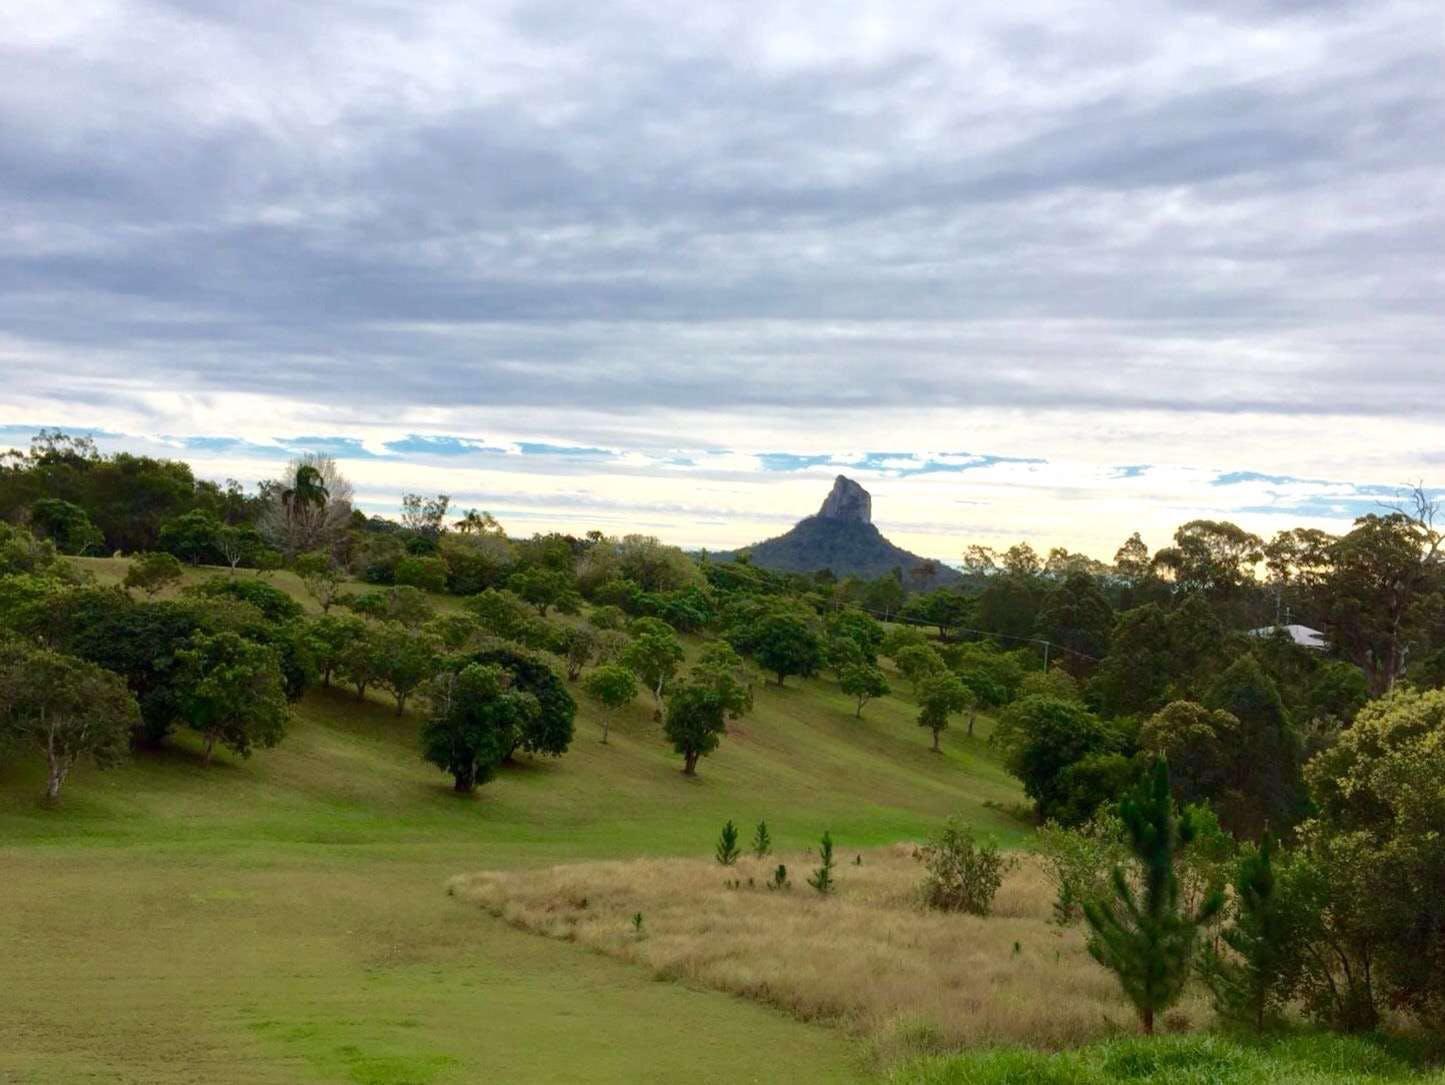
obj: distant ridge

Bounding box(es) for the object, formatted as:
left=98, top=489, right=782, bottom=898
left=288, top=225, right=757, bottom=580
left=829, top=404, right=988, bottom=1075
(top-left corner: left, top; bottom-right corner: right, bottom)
left=714, top=476, right=961, bottom=589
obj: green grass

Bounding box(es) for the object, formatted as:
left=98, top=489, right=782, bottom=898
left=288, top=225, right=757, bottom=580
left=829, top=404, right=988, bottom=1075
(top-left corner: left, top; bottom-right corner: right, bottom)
left=892, top=1033, right=1445, bottom=1085
left=1, top=559, right=1027, bottom=1082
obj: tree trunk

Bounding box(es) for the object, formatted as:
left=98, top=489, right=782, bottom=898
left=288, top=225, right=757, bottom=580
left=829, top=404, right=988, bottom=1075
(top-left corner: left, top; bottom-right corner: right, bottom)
left=683, top=751, right=698, bottom=775
left=855, top=701, right=863, bottom=718
left=601, top=718, right=610, bottom=744
left=204, top=732, right=216, bottom=765
left=395, top=694, right=406, bottom=716
left=1141, top=1007, right=1154, bottom=1035
left=931, top=728, right=941, bottom=753
left=776, top=673, right=785, bottom=687
left=967, top=710, right=976, bottom=737
left=454, top=762, right=476, bottom=792
left=45, top=757, right=66, bottom=802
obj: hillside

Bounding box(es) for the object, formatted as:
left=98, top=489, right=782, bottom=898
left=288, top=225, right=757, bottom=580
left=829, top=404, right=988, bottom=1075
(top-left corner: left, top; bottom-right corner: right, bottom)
left=0, top=557, right=1020, bottom=1084
left=722, top=476, right=962, bottom=589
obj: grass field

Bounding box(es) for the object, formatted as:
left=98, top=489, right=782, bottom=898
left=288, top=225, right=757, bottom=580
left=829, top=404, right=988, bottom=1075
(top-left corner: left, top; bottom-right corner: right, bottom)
left=0, top=560, right=1027, bottom=1083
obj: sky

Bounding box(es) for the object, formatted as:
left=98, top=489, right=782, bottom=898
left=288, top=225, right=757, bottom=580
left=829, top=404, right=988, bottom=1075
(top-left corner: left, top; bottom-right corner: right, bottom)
left=3, top=0, right=1443, bottom=562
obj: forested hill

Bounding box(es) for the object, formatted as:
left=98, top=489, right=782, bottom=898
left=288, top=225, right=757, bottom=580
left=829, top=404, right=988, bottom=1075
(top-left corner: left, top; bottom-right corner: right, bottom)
left=714, top=476, right=962, bottom=590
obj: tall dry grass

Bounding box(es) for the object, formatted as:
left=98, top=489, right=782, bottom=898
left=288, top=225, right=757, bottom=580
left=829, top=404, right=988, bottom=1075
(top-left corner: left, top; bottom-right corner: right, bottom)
left=449, top=845, right=1207, bottom=1066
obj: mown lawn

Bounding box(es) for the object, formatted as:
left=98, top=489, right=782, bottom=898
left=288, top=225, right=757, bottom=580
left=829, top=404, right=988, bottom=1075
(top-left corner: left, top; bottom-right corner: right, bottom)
left=1, top=566, right=1026, bottom=1083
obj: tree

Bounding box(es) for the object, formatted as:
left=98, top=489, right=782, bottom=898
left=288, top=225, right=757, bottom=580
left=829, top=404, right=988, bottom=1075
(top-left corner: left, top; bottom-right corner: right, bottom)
left=1319, top=506, right=1444, bottom=695
left=305, top=613, right=367, bottom=687
left=337, top=628, right=382, bottom=701
left=29, top=497, right=103, bottom=555
left=294, top=551, right=346, bottom=612
left=1087, top=604, right=1174, bottom=718
left=562, top=625, right=596, bottom=681
left=582, top=664, right=637, bottom=743
left=1151, top=520, right=1264, bottom=602
left=372, top=624, right=440, bottom=715
left=0, top=643, right=139, bottom=801
left=993, top=695, right=1121, bottom=823
left=259, top=454, right=353, bottom=557
left=453, top=508, right=504, bottom=536
left=215, top=525, right=263, bottom=573
left=465, top=645, right=576, bottom=760
left=1300, top=686, right=1445, bottom=1027
left=808, top=831, right=836, bottom=894
left=158, top=509, right=222, bottom=565
left=1200, top=834, right=1304, bottom=1031
left=394, top=555, right=448, bottom=593
left=123, top=552, right=183, bottom=598
left=750, top=611, right=823, bottom=686
left=174, top=632, right=289, bottom=764
left=507, top=566, right=581, bottom=616
left=894, top=643, right=946, bottom=694
left=623, top=618, right=685, bottom=720
left=421, top=663, right=538, bottom=793
left=838, top=663, right=889, bottom=718
left=752, top=820, right=772, bottom=858
left=1201, top=655, right=1303, bottom=838
left=1084, top=760, right=1223, bottom=1034
left=663, top=676, right=745, bottom=776
left=347, top=585, right=434, bottom=628
left=400, top=492, right=450, bottom=541
left=1036, top=571, right=1113, bottom=674
left=916, top=672, right=973, bottom=752
left=715, top=820, right=741, bottom=865
left=918, top=818, right=1015, bottom=916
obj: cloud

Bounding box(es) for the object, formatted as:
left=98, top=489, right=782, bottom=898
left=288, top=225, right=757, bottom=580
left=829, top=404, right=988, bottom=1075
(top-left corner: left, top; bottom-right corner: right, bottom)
left=1, top=0, right=1442, bottom=556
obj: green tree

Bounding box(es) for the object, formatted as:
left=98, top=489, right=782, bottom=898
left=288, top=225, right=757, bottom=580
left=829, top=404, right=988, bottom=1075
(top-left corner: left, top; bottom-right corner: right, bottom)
left=372, top=624, right=440, bottom=715
left=347, top=584, right=434, bottom=628
left=336, top=627, right=382, bottom=700
left=582, top=663, right=637, bottom=744
left=158, top=509, right=224, bottom=565
left=507, top=566, right=581, bottom=616
left=752, top=819, right=772, bottom=858
left=1200, top=834, right=1303, bottom=1031
left=305, top=613, right=367, bottom=688
left=916, top=672, right=973, bottom=752
left=838, top=662, right=889, bottom=718
left=174, top=631, right=289, bottom=764
left=750, top=611, right=823, bottom=686
left=420, top=663, right=538, bottom=792
left=894, top=643, right=946, bottom=693
left=1088, top=604, right=1173, bottom=718
left=1036, top=571, right=1113, bottom=674
left=466, top=645, right=576, bottom=760
left=993, top=695, right=1121, bottom=823
left=808, top=831, right=836, bottom=894
left=1083, top=760, right=1223, bottom=1035
left=0, top=643, right=139, bottom=801
left=623, top=618, right=685, bottom=720
left=715, top=820, right=741, bottom=865
left=123, top=552, right=184, bottom=598
left=561, top=625, right=596, bottom=681
left=394, top=555, right=448, bottom=593
left=919, top=818, right=1015, bottom=916
left=29, top=497, right=103, bottom=555
left=1202, top=655, right=1303, bottom=837
left=663, top=676, right=745, bottom=776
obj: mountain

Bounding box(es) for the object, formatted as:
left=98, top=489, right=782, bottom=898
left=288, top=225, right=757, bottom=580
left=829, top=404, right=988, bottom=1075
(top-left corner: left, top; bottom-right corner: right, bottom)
left=719, top=476, right=961, bottom=588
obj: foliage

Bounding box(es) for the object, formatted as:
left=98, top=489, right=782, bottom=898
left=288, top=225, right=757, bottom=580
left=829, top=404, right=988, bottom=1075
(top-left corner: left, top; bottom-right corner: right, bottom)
left=1034, top=809, right=1130, bottom=925
left=623, top=618, right=685, bottom=719
left=915, top=672, right=973, bottom=752
left=304, top=613, right=368, bottom=687
left=371, top=623, right=440, bottom=715
left=189, top=575, right=304, bottom=624
left=894, top=643, right=946, bottom=693
left=174, top=631, right=289, bottom=763
left=561, top=625, right=596, bottom=681
left=838, top=662, right=890, bottom=718
left=293, top=550, right=347, bottom=611
left=581, top=663, right=637, bottom=744
left=1083, top=760, right=1223, bottom=1034
left=662, top=674, right=744, bottom=776
left=808, top=831, right=836, bottom=895
left=1036, top=571, right=1114, bottom=673
left=29, top=497, right=104, bottom=555
left=918, top=818, right=1015, bottom=916
left=465, top=644, right=576, bottom=760
left=993, top=695, right=1122, bottom=823
left=748, top=610, right=823, bottom=686
left=420, top=663, right=539, bottom=793
left=123, top=551, right=184, bottom=597
left=1201, top=655, right=1304, bottom=837
left=158, top=509, right=223, bottom=564
left=507, top=566, right=581, bottom=616
left=347, top=584, right=435, bottom=628
left=0, top=642, right=139, bottom=800
left=752, top=819, right=772, bottom=858
left=715, top=820, right=741, bottom=865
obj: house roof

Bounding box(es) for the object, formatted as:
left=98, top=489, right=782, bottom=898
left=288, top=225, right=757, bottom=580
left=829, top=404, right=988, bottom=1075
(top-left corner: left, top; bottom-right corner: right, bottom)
left=1248, top=623, right=1328, bottom=650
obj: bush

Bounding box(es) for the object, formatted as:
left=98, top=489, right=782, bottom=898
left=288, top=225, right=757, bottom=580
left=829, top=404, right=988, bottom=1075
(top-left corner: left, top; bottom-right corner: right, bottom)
left=1034, top=810, right=1130, bottom=925
left=394, top=555, right=448, bottom=593
left=918, top=818, right=1016, bottom=916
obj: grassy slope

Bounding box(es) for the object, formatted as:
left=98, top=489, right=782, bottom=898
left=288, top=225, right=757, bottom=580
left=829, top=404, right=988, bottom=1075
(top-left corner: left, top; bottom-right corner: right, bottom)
left=0, top=560, right=1023, bottom=1084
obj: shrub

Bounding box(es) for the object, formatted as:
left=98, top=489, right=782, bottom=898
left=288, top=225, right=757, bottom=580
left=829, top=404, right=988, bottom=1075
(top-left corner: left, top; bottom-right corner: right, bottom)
left=918, top=817, right=1016, bottom=916
left=752, top=819, right=772, bottom=858
left=1034, top=809, right=1130, bottom=925
left=808, top=831, right=836, bottom=894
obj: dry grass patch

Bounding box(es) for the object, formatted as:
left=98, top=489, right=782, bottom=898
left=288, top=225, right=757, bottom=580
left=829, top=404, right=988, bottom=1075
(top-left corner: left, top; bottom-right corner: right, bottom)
left=450, top=845, right=1207, bottom=1067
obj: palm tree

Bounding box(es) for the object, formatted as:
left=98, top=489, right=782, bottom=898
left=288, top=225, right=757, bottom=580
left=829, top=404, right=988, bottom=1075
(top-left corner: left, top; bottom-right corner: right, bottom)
left=282, top=465, right=329, bottom=519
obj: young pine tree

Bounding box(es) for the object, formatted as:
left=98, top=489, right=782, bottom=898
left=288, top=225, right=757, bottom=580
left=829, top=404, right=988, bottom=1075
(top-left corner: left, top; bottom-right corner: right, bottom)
left=1200, top=833, right=1302, bottom=1031
left=715, top=819, right=741, bottom=866
left=1083, top=759, right=1222, bottom=1034
left=808, top=831, right=836, bottom=894
left=752, top=819, right=772, bottom=858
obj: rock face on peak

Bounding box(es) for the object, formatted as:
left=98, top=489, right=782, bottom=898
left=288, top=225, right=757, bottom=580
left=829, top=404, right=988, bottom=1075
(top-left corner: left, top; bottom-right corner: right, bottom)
left=713, top=476, right=960, bottom=590
left=817, top=475, right=872, bottom=523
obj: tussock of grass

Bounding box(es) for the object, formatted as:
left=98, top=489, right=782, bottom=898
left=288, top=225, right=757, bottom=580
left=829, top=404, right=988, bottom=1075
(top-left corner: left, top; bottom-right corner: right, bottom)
left=450, top=845, right=1207, bottom=1066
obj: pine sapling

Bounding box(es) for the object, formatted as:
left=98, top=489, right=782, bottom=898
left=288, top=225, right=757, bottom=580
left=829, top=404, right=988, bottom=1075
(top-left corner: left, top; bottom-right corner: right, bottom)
left=715, top=819, right=741, bottom=866
left=768, top=864, right=790, bottom=891
left=752, top=819, right=772, bottom=858
left=1083, top=759, right=1222, bottom=1035
left=808, top=831, right=837, bottom=895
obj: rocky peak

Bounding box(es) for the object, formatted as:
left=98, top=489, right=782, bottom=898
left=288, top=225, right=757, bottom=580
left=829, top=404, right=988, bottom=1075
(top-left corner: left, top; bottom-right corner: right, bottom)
left=817, top=475, right=872, bottom=524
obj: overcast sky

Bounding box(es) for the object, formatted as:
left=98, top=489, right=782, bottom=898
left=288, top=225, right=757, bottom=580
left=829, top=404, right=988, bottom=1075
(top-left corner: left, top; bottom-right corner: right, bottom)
left=3, top=0, right=1442, bottom=560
